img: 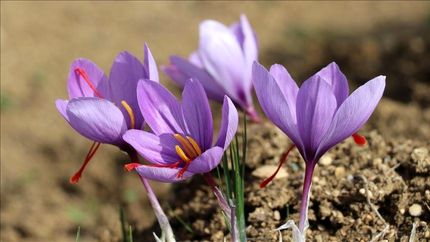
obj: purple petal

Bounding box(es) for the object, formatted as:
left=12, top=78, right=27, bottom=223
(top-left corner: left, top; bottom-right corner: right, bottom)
left=137, top=80, right=186, bottom=135
left=66, top=97, right=127, bottom=145
left=315, top=62, right=349, bottom=106
left=269, top=64, right=299, bottom=120
left=296, top=76, right=337, bottom=162
left=123, top=130, right=179, bottom=165
left=55, top=99, right=69, bottom=122
left=67, top=58, right=109, bottom=99
left=252, top=62, right=302, bottom=148
left=187, top=146, right=223, bottom=174
left=135, top=165, right=193, bottom=183
left=230, top=22, right=244, bottom=47
left=189, top=51, right=204, bottom=68
left=199, top=20, right=246, bottom=98
left=163, top=56, right=225, bottom=102
left=317, top=76, right=386, bottom=157
left=108, top=51, right=145, bottom=129
left=143, top=43, right=159, bottom=82
left=182, top=79, right=213, bottom=150
left=238, top=15, right=258, bottom=78
left=215, top=96, right=239, bottom=150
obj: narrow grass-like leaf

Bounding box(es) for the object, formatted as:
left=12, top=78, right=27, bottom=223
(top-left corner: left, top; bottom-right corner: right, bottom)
left=165, top=203, right=194, bottom=235
left=119, top=206, right=127, bottom=242
left=75, top=226, right=81, bottom=242
left=222, top=154, right=232, bottom=200
left=128, top=225, right=133, bottom=242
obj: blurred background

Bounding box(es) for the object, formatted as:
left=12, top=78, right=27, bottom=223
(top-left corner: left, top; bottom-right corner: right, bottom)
left=1, top=2, right=429, bottom=241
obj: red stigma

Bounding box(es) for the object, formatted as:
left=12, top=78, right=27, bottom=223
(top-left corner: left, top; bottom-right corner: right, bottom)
left=260, top=144, right=296, bottom=188
left=124, top=163, right=142, bottom=172
left=70, top=142, right=101, bottom=184
left=74, top=67, right=103, bottom=98
left=149, top=161, right=181, bottom=169
left=352, top=133, right=366, bottom=146
left=177, top=162, right=191, bottom=178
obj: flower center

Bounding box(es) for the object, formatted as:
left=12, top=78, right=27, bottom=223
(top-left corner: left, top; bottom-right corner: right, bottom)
left=74, top=67, right=103, bottom=98
left=123, top=134, right=202, bottom=179
left=174, top=134, right=202, bottom=178
left=120, top=100, right=136, bottom=129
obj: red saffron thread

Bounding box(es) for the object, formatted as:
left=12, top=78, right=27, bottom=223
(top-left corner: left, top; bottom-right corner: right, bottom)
left=74, top=67, right=103, bottom=98
left=260, top=144, right=296, bottom=188
left=70, top=142, right=101, bottom=184
left=124, top=163, right=142, bottom=172
left=177, top=162, right=191, bottom=178
left=352, top=133, right=366, bottom=146
left=149, top=161, right=181, bottom=169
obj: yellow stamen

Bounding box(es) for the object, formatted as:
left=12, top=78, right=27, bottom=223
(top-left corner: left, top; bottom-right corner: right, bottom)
left=120, top=100, right=135, bottom=129
left=175, top=145, right=190, bottom=163
left=174, top=134, right=197, bottom=158
left=186, top=136, right=202, bottom=155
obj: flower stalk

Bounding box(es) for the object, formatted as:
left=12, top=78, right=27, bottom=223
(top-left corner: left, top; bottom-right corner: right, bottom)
left=139, top=176, right=175, bottom=242
left=298, top=163, right=315, bottom=233
left=128, top=151, right=175, bottom=242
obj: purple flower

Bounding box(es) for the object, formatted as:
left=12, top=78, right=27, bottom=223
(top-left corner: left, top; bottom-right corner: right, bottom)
left=162, top=15, right=259, bottom=121
left=55, top=44, right=159, bottom=183
left=253, top=61, right=385, bottom=164
left=123, top=79, right=238, bottom=183
left=252, top=61, right=385, bottom=233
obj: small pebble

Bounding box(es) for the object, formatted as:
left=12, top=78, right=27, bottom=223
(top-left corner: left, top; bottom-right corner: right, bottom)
left=359, top=188, right=366, bottom=195
left=313, top=176, right=320, bottom=183
left=252, top=165, right=288, bottom=179
left=332, top=190, right=340, bottom=197
left=273, top=210, right=280, bottom=221
left=335, top=166, right=346, bottom=178
left=409, top=204, right=423, bottom=217
left=373, top=158, right=382, bottom=166
left=400, top=208, right=405, bottom=214
left=320, top=155, right=333, bottom=166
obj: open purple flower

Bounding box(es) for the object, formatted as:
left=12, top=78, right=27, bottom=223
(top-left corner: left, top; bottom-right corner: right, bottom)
left=162, top=15, right=259, bottom=121
left=252, top=61, right=385, bottom=233
left=55, top=44, right=159, bottom=183
left=123, top=79, right=238, bottom=183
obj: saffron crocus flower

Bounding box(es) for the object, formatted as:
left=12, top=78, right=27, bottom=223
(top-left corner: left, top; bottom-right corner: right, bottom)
left=123, top=79, right=238, bottom=182
left=162, top=15, right=259, bottom=121
left=252, top=61, right=385, bottom=237
left=55, top=44, right=159, bottom=183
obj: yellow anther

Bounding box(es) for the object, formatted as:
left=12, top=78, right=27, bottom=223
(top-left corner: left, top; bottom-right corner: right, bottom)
left=175, top=145, right=190, bottom=163
left=174, top=134, right=198, bottom=158
left=186, top=136, right=202, bottom=155
left=120, top=100, right=135, bottom=129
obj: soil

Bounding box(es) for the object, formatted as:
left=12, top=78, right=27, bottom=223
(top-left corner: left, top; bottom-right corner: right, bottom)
left=161, top=123, right=429, bottom=242
left=2, top=2, right=430, bottom=242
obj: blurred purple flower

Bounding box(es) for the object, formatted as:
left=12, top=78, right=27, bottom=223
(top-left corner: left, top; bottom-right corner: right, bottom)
left=162, top=15, right=260, bottom=121
left=252, top=61, right=385, bottom=232
left=123, top=79, right=238, bottom=183
left=55, top=44, right=159, bottom=183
